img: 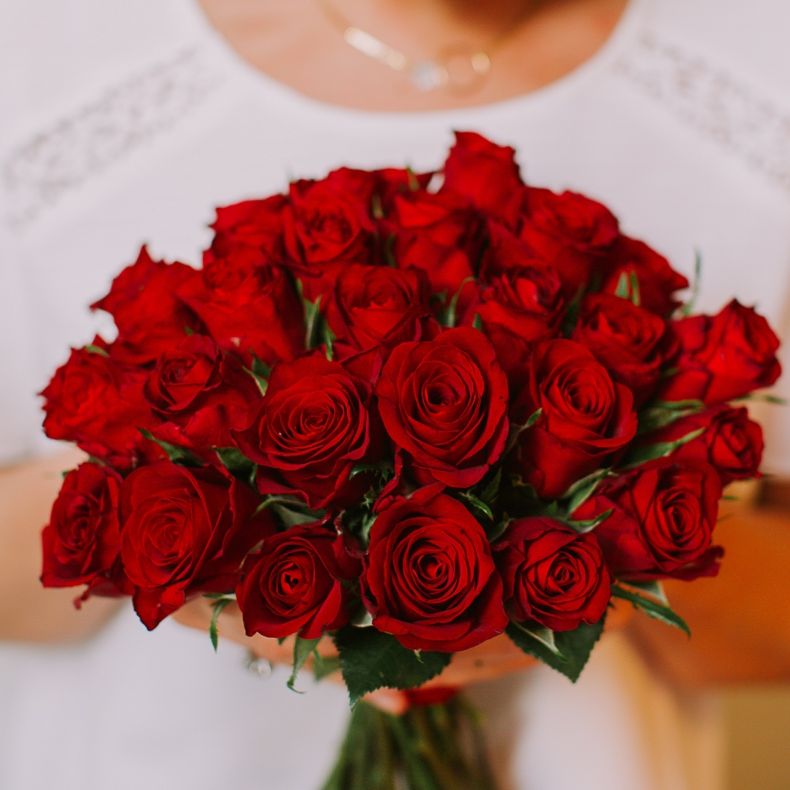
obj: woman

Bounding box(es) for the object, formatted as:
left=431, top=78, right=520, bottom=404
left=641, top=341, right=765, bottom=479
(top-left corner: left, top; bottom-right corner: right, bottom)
left=1, top=0, right=789, bottom=788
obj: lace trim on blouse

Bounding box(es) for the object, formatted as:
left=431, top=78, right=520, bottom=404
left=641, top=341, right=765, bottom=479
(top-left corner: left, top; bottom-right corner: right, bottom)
left=614, top=32, right=790, bottom=196
left=1, top=47, right=224, bottom=229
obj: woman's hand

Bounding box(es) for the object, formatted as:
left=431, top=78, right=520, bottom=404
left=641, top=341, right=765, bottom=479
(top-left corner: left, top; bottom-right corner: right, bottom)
left=173, top=597, right=632, bottom=713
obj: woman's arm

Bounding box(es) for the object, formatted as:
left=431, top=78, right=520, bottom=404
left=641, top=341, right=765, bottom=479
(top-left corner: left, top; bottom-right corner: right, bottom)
left=625, top=493, right=790, bottom=689
left=0, top=449, right=119, bottom=643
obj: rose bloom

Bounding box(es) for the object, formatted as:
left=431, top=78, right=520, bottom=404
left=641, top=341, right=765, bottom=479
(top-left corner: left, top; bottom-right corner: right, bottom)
left=90, top=246, right=200, bottom=364
left=574, top=459, right=723, bottom=581
left=648, top=405, right=764, bottom=484
left=143, top=334, right=262, bottom=452
left=376, top=327, right=509, bottom=488
left=661, top=299, right=781, bottom=404
left=326, top=263, right=435, bottom=370
left=235, top=355, right=378, bottom=509
left=178, top=255, right=304, bottom=368
left=120, top=462, right=273, bottom=629
left=601, top=236, right=689, bottom=317
left=41, top=344, right=160, bottom=471
left=514, top=339, right=637, bottom=500
left=208, top=194, right=289, bottom=265
left=361, top=487, right=508, bottom=652
left=237, top=523, right=359, bottom=640
left=573, top=293, right=672, bottom=404
left=441, top=131, right=524, bottom=227
left=495, top=517, right=610, bottom=632
left=518, top=187, right=619, bottom=295
left=41, top=463, right=126, bottom=597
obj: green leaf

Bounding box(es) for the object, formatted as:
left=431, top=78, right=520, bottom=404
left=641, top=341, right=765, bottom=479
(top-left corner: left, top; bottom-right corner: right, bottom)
left=84, top=343, right=109, bottom=357
left=637, top=400, right=704, bottom=434
left=506, top=408, right=543, bottom=452
left=371, top=193, right=384, bottom=220
left=506, top=616, right=606, bottom=682
left=441, top=277, right=475, bottom=328
left=139, top=429, right=202, bottom=466
left=736, top=393, right=788, bottom=406
left=563, top=508, right=613, bottom=534
left=383, top=234, right=397, bottom=267
left=288, top=636, right=321, bottom=692
left=478, top=467, right=503, bottom=508
left=612, top=584, right=690, bottom=636
left=322, top=321, right=337, bottom=361
left=214, top=447, right=255, bottom=484
left=472, top=313, right=483, bottom=331
left=246, top=356, right=271, bottom=395
left=627, top=580, right=670, bottom=605
left=614, top=271, right=630, bottom=299
left=624, top=427, right=706, bottom=468
left=562, top=468, right=612, bottom=513
left=561, top=284, right=586, bottom=336
left=509, top=622, right=561, bottom=656
left=349, top=460, right=394, bottom=483
left=459, top=491, right=494, bottom=522
left=334, top=627, right=452, bottom=707
left=628, top=271, right=642, bottom=307
left=208, top=596, right=234, bottom=652
left=681, top=249, right=703, bottom=317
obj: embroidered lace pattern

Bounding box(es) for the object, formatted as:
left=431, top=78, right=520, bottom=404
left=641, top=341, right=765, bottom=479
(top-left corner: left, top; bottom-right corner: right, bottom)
left=1, top=48, right=224, bottom=229
left=614, top=32, right=790, bottom=195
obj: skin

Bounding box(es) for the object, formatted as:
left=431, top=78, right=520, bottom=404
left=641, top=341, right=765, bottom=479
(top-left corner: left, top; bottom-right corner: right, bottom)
left=3, top=0, right=789, bottom=707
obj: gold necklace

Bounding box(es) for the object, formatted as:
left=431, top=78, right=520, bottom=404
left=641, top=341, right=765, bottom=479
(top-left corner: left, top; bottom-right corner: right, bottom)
left=317, top=0, right=538, bottom=95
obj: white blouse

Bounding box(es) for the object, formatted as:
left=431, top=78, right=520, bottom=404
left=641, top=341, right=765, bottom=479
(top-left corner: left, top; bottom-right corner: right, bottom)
left=1, top=0, right=789, bottom=788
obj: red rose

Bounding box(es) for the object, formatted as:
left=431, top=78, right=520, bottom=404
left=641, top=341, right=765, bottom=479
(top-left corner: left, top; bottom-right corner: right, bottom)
left=235, top=355, right=378, bottom=509
left=518, top=188, right=619, bottom=294
left=237, top=523, right=359, bottom=640
left=494, top=517, right=610, bottom=632
left=442, top=131, right=523, bottom=227
left=361, top=487, right=508, bottom=652
left=661, top=300, right=781, bottom=404
left=285, top=170, right=376, bottom=268
left=376, top=327, right=509, bottom=488
left=120, top=462, right=273, bottom=629
left=327, top=263, right=435, bottom=366
left=178, top=256, right=304, bottom=367
left=209, top=194, right=288, bottom=264
left=91, top=246, right=200, bottom=364
left=648, top=405, right=764, bottom=484
left=41, top=463, right=126, bottom=596
left=573, top=293, right=672, bottom=403
left=514, top=339, right=637, bottom=499
left=144, top=335, right=262, bottom=452
left=391, top=189, right=482, bottom=299
left=41, top=345, right=160, bottom=471
left=574, top=460, right=723, bottom=581
left=602, top=237, right=689, bottom=317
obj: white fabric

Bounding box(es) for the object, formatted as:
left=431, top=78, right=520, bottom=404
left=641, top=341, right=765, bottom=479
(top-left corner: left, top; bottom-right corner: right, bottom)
left=0, top=0, right=788, bottom=787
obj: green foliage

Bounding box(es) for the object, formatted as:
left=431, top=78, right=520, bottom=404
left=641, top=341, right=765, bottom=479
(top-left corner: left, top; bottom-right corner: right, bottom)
left=334, top=627, right=451, bottom=708
left=83, top=343, right=109, bottom=357
left=214, top=447, right=256, bottom=485
left=288, top=636, right=321, bottom=692
left=207, top=596, right=235, bottom=652
left=441, top=277, right=475, bottom=328
left=637, top=400, right=704, bottom=434
left=139, top=429, right=201, bottom=466
left=506, top=616, right=606, bottom=682
left=612, top=584, right=690, bottom=636
left=623, top=427, right=705, bottom=468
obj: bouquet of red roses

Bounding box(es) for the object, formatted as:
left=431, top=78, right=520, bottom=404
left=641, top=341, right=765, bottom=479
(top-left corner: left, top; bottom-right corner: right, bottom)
left=40, top=133, right=781, bottom=789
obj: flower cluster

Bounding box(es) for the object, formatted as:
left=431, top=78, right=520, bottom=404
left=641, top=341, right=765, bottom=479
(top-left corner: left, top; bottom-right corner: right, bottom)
left=40, top=133, right=781, bottom=684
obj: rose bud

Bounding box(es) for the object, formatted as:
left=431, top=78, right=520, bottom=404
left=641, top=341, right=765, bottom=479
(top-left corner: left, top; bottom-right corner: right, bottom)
left=143, top=335, right=262, bottom=452
left=237, top=523, right=359, bottom=640
left=518, top=188, right=619, bottom=296
left=120, top=462, right=274, bottom=629
left=601, top=236, right=689, bottom=317
left=41, top=345, right=160, bottom=472
left=376, top=327, right=509, bottom=488
left=574, top=459, right=723, bottom=581
left=41, top=463, right=126, bottom=597
left=495, top=517, right=610, bottom=632
left=648, top=405, right=764, bottom=484
left=661, top=300, right=781, bottom=404
left=513, top=339, right=637, bottom=500
left=573, top=293, right=672, bottom=404
left=90, top=246, right=201, bottom=364
left=235, top=355, right=379, bottom=510
left=361, top=487, right=508, bottom=652
left=442, top=131, right=524, bottom=227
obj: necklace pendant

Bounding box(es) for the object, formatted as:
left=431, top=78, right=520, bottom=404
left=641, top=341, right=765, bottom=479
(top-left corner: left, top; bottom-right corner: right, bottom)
left=409, top=60, right=448, bottom=92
